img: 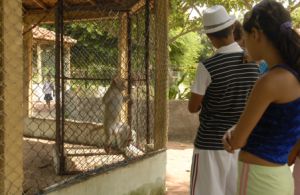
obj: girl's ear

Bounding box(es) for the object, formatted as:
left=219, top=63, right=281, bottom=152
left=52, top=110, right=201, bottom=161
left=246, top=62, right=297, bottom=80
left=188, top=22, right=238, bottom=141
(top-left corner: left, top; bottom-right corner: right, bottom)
left=251, top=28, right=263, bottom=42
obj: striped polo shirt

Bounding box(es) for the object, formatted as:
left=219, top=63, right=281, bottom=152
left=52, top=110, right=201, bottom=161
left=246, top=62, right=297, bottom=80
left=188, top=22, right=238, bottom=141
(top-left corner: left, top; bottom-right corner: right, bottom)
left=193, top=49, right=259, bottom=150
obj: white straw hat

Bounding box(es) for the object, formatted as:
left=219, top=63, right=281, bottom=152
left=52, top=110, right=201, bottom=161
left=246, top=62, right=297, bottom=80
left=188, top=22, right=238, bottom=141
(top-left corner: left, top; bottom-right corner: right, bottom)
left=203, top=5, right=236, bottom=34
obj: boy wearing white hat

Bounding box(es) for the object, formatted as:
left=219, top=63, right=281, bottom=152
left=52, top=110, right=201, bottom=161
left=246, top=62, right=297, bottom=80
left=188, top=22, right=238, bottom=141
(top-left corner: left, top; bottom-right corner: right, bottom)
left=188, top=5, right=258, bottom=195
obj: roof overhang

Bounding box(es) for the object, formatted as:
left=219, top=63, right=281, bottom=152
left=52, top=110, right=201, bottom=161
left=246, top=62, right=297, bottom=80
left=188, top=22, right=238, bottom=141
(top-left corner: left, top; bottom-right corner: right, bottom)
left=23, top=0, right=153, bottom=24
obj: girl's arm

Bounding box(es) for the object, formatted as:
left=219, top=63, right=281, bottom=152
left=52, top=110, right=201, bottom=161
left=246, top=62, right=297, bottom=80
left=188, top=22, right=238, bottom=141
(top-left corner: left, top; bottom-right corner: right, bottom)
left=288, top=140, right=300, bottom=166
left=223, top=74, right=276, bottom=151
left=42, top=83, right=46, bottom=93
left=51, top=82, right=55, bottom=91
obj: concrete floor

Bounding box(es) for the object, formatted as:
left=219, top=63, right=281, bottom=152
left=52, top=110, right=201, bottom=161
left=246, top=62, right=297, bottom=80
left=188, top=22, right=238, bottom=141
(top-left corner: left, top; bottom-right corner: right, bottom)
left=166, top=141, right=193, bottom=195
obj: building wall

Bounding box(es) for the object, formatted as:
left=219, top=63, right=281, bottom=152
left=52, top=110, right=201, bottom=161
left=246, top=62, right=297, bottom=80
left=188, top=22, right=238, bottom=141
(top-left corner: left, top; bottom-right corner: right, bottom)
left=168, top=100, right=198, bottom=141
left=45, top=151, right=166, bottom=195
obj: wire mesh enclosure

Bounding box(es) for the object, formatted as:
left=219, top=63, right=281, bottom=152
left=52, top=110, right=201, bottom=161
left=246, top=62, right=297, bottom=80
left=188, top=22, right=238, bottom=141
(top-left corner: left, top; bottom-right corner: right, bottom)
left=19, top=0, right=165, bottom=194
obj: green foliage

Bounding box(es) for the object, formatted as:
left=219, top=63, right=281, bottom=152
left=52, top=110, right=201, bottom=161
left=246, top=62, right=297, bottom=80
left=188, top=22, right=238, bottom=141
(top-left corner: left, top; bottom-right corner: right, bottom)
left=168, top=30, right=204, bottom=99
left=64, top=22, right=119, bottom=78
left=169, top=0, right=202, bottom=30
left=168, top=32, right=214, bottom=99
left=169, top=30, right=201, bottom=70
left=197, top=0, right=252, bottom=10
left=169, top=72, right=190, bottom=99
left=42, top=22, right=120, bottom=79
left=40, top=0, right=300, bottom=100
left=197, top=36, right=214, bottom=62
left=169, top=0, right=300, bottom=44
left=292, top=8, right=300, bottom=28
left=168, top=0, right=300, bottom=100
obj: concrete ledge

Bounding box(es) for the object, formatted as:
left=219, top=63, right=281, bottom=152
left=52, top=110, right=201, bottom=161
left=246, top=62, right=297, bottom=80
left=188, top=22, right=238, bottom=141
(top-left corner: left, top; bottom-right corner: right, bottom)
left=44, top=151, right=166, bottom=195
left=24, top=117, right=105, bottom=146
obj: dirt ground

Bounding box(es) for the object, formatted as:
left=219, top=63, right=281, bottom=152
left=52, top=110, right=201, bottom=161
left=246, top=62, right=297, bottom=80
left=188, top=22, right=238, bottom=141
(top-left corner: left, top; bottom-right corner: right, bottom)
left=27, top=101, right=194, bottom=194
left=166, top=140, right=193, bottom=195
left=23, top=138, right=193, bottom=195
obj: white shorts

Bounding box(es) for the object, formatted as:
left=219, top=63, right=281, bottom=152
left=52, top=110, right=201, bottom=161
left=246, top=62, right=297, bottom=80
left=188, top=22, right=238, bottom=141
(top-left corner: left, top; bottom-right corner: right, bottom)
left=190, top=148, right=238, bottom=195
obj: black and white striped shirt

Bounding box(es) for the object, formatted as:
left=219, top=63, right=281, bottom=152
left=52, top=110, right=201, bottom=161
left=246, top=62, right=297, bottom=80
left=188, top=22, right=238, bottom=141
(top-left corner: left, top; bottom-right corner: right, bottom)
left=194, top=52, right=258, bottom=150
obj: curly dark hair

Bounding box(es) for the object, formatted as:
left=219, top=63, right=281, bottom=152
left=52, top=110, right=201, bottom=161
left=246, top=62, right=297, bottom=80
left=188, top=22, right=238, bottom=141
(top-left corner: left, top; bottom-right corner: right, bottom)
left=233, top=21, right=243, bottom=42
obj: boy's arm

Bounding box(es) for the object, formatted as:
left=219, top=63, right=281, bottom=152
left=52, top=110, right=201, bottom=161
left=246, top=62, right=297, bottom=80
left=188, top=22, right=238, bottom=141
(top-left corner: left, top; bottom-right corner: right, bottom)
left=188, top=93, right=203, bottom=113
left=188, top=63, right=211, bottom=113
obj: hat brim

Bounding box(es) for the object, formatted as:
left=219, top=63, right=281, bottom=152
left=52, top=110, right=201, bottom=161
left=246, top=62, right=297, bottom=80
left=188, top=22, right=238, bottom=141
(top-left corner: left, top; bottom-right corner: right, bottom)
left=203, top=16, right=236, bottom=34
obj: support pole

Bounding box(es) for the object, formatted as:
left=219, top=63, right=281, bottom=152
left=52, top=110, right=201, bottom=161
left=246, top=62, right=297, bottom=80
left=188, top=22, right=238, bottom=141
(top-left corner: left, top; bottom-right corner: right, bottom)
left=1, top=0, right=24, bottom=193
left=145, top=0, right=151, bottom=144
left=55, top=0, right=65, bottom=175
left=154, top=0, right=169, bottom=150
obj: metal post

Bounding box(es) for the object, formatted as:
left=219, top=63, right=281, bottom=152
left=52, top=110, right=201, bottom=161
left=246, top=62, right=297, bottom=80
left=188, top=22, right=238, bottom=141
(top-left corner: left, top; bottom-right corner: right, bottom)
left=127, top=13, right=132, bottom=128
left=154, top=0, right=169, bottom=149
left=55, top=0, right=65, bottom=175
left=60, top=0, right=66, bottom=174
left=144, top=0, right=151, bottom=144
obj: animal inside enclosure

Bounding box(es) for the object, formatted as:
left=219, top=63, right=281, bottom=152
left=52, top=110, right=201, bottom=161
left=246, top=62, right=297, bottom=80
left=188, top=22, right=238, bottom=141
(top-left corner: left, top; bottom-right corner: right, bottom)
left=20, top=0, right=167, bottom=194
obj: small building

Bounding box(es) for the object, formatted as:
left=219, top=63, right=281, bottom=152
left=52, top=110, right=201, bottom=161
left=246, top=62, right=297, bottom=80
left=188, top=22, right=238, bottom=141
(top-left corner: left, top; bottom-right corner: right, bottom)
left=32, top=26, right=76, bottom=83
left=31, top=26, right=76, bottom=103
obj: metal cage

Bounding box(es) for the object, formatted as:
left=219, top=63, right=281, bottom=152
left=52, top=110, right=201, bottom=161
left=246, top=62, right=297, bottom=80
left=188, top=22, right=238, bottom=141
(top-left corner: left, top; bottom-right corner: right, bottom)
left=21, top=0, right=162, bottom=194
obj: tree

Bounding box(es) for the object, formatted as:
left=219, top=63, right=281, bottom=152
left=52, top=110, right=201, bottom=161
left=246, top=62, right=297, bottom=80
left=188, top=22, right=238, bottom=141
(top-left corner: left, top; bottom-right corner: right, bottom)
left=169, top=0, right=300, bottom=44
left=64, top=22, right=119, bottom=78
left=292, top=8, right=300, bottom=27
left=168, top=0, right=300, bottom=99
left=168, top=30, right=201, bottom=99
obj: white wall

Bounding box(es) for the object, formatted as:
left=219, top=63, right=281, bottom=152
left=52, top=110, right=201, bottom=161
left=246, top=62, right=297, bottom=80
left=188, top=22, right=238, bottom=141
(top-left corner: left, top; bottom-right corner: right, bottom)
left=45, top=151, right=166, bottom=195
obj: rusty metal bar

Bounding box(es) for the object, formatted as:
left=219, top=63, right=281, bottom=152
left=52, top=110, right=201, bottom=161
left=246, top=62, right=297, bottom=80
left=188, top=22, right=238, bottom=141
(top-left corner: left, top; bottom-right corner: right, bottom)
left=63, top=77, right=147, bottom=82
left=60, top=0, right=66, bottom=175
left=130, top=0, right=146, bottom=14
left=127, top=12, right=132, bottom=128
left=145, top=0, right=151, bottom=144
left=64, top=5, right=130, bottom=12
left=55, top=0, right=65, bottom=175
left=32, top=0, right=48, bottom=10
left=63, top=77, right=111, bottom=81
left=87, top=0, right=97, bottom=6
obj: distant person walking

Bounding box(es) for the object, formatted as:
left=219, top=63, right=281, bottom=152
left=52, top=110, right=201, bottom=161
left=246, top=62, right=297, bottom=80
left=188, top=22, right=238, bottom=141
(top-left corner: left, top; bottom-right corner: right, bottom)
left=188, top=5, right=258, bottom=195
left=42, top=75, right=54, bottom=110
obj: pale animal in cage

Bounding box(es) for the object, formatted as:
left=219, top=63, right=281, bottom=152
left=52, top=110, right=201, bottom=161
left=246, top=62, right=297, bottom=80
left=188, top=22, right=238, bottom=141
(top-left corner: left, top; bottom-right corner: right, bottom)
left=102, top=76, right=143, bottom=158
left=106, top=122, right=144, bottom=158
left=102, top=78, right=126, bottom=148
left=103, top=76, right=127, bottom=151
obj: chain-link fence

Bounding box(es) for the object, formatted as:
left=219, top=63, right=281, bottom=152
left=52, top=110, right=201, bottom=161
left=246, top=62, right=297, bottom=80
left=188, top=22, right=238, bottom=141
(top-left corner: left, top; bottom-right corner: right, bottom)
left=1, top=1, right=24, bottom=194
left=0, top=0, right=167, bottom=194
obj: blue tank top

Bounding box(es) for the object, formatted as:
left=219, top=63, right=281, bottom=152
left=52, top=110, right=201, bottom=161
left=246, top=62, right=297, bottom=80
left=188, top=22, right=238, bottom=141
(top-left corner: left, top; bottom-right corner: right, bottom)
left=242, top=64, right=300, bottom=164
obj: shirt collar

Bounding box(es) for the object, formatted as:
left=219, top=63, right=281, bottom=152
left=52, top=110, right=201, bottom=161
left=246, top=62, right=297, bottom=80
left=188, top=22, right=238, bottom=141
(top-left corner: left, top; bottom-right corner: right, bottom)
left=216, top=42, right=243, bottom=54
